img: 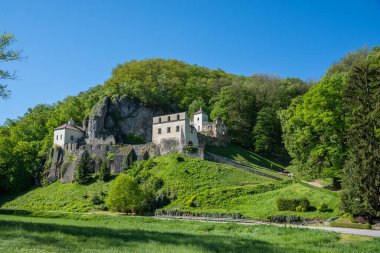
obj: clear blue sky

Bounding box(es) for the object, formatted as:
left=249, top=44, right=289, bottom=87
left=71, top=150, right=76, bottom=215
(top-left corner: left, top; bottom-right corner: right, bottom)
left=1, top=0, right=379, bottom=124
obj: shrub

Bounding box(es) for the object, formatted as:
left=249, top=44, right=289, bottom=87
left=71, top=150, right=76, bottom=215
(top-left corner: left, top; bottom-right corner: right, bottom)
left=91, top=195, right=102, bottom=205
left=330, top=221, right=371, bottom=229
left=296, top=205, right=302, bottom=212
left=317, top=203, right=329, bottom=212
left=268, top=215, right=302, bottom=223
left=276, top=198, right=310, bottom=211
left=105, top=174, right=143, bottom=213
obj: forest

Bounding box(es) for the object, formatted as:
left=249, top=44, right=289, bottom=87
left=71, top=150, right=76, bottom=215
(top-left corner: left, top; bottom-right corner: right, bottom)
left=0, top=46, right=379, bottom=218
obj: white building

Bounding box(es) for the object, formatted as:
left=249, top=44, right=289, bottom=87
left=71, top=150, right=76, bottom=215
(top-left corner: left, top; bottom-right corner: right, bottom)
left=53, top=119, right=85, bottom=147
left=192, top=108, right=210, bottom=132
left=152, top=112, right=198, bottom=151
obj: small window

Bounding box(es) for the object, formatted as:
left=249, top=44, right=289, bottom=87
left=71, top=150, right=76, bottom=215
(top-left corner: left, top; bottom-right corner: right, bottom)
left=168, top=116, right=171, bottom=121
left=56, top=135, right=58, bottom=140
left=70, top=135, right=74, bottom=141
left=176, top=126, right=180, bottom=132
left=177, top=114, right=180, bottom=120
left=198, top=126, right=200, bottom=131
left=60, top=135, right=62, bottom=140
left=158, top=128, right=162, bottom=134
left=197, top=117, right=199, bottom=121
left=167, top=127, right=171, bottom=133
left=158, top=117, right=161, bottom=123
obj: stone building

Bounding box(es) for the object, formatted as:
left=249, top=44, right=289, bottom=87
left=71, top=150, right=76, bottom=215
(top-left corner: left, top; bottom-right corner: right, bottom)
left=152, top=112, right=198, bottom=154
left=53, top=120, right=85, bottom=148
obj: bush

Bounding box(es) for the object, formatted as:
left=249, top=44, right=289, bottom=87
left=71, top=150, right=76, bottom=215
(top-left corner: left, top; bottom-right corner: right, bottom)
left=296, top=205, right=302, bottom=212
left=330, top=221, right=372, bottom=229
left=268, top=215, right=302, bottom=223
left=317, top=203, right=329, bottom=212
left=105, top=174, right=143, bottom=213
left=276, top=198, right=310, bottom=211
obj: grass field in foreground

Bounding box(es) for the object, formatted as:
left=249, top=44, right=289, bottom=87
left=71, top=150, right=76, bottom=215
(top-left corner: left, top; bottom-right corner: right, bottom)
left=0, top=213, right=379, bottom=253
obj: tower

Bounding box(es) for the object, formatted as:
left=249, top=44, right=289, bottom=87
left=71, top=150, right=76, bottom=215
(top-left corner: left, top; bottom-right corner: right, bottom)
left=193, top=108, right=209, bottom=132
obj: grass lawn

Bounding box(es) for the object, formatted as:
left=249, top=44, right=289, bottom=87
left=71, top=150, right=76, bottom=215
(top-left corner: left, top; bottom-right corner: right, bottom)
left=206, top=144, right=285, bottom=171
left=0, top=154, right=341, bottom=221
left=0, top=213, right=379, bottom=253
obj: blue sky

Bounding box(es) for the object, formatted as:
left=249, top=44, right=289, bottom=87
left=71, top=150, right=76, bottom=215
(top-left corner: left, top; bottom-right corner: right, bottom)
left=1, top=0, right=379, bottom=124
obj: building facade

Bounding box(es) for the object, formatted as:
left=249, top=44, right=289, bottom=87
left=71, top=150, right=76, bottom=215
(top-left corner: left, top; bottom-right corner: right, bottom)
left=152, top=112, right=198, bottom=153
left=53, top=120, right=85, bottom=147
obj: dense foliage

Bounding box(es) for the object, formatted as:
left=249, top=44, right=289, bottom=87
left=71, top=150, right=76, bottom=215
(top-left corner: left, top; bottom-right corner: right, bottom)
left=0, top=32, right=22, bottom=99
left=0, top=58, right=308, bottom=194
left=105, top=173, right=143, bottom=213
left=341, top=61, right=380, bottom=217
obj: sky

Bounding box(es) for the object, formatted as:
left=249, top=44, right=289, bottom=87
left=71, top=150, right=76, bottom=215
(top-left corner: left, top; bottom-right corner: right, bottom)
left=0, top=0, right=379, bottom=124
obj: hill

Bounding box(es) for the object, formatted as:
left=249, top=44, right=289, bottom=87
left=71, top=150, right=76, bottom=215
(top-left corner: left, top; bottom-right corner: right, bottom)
left=0, top=154, right=340, bottom=220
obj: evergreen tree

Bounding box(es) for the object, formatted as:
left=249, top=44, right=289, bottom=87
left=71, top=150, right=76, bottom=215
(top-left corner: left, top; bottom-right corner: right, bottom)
left=99, top=158, right=110, bottom=181
left=75, top=151, right=92, bottom=184
left=341, top=61, right=380, bottom=218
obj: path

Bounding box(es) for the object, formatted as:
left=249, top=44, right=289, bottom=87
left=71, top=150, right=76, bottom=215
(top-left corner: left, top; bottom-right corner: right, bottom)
left=204, top=152, right=286, bottom=181
left=154, top=215, right=380, bottom=238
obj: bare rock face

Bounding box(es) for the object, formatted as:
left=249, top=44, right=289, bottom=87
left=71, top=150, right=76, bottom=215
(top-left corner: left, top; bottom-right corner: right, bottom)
left=47, top=147, right=64, bottom=183
left=86, top=96, right=169, bottom=144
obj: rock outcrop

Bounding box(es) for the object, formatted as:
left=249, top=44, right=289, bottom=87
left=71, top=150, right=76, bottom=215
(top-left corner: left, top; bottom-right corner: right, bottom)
left=47, top=143, right=160, bottom=183
left=86, top=96, right=170, bottom=145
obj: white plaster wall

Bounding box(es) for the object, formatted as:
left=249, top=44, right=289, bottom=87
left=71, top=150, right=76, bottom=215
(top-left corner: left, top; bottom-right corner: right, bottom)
left=53, top=129, right=84, bottom=147
left=193, top=113, right=209, bottom=132
left=152, top=119, right=186, bottom=145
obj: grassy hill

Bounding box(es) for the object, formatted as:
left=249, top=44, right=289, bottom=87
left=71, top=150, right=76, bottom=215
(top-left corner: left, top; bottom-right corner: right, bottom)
left=206, top=144, right=286, bottom=172
left=0, top=153, right=340, bottom=220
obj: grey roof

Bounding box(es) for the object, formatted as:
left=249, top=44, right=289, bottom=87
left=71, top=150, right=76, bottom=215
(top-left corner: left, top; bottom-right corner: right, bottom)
left=54, top=123, right=84, bottom=132
left=193, top=108, right=204, bottom=115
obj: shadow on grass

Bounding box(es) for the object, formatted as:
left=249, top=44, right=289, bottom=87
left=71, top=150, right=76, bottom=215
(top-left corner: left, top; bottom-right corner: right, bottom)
left=0, top=219, right=288, bottom=253
left=206, top=144, right=286, bottom=171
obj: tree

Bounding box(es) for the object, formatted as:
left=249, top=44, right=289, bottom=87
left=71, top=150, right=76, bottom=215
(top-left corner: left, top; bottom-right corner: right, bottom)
left=1, top=32, right=22, bottom=99
left=253, top=107, right=281, bottom=154
left=211, top=79, right=256, bottom=146
left=105, top=173, right=143, bottom=213
left=341, top=61, right=380, bottom=218
left=99, top=158, right=110, bottom=181
left=279, top=74, right=347, bottom=181
left=75, top=151, right=92, bottom=184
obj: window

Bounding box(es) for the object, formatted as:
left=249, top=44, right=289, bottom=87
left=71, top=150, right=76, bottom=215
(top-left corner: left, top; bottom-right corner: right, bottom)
left=158, top=128, right=162, bottom=134
left=198, top=126, right=200, bottom=131
left=190, top=127, right=193, bottom=133
left=167, top=127, right=171, bottom=133
left=56, top=135, right=58, bottom=140
left=177, top=114, right=180, bottom=120
left=168, top=116, right=171, bottom=121
left=158, top=117, right=161, bottom=123
left=60, top=135, right=62, bottom=140
left=70, top=135, right=74, bottom=141
left=197, top=117, right=199, bottom=121
left=176, top=125, right=180, bottom=132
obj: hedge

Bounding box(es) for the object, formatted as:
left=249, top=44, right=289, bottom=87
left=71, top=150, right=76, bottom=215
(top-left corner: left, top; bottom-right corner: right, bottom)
left=276, top=198, right=310, bottom=211
left=330, top=221, right=372, bottom=229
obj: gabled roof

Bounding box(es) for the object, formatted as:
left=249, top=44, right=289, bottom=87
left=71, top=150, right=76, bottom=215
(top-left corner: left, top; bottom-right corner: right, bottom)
left=54, top=123, right=84, bottom=132
left=194, top=108, right=204, bottom=115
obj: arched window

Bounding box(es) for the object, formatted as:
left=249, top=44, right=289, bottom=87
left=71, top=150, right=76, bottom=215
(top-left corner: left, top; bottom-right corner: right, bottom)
left=60, top=135, right=62, bottom=140
left=188, top=141, right=193, bottom=146
left=56, top=135, right=58, bottom=140
left=70, top=135, right=74, bottom=141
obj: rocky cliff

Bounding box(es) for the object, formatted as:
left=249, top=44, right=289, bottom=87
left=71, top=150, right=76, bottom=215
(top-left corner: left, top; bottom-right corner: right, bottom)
left=86, top=96, right=170, bottom=145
